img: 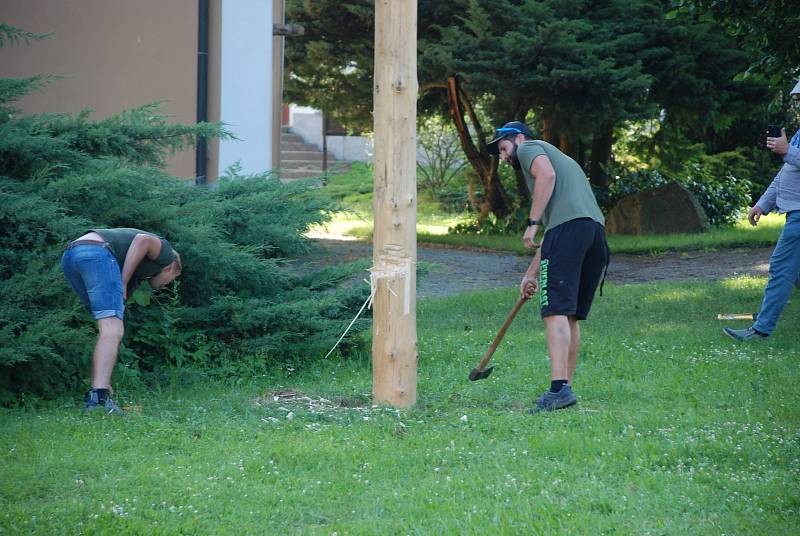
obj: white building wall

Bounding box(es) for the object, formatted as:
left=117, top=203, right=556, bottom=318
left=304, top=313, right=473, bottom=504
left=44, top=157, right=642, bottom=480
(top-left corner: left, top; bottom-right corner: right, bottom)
left=218, top=0, right=273, bottom=175
left=289, top=106, right=439, bottom=165
left=289, top=108, right=373, bottom=163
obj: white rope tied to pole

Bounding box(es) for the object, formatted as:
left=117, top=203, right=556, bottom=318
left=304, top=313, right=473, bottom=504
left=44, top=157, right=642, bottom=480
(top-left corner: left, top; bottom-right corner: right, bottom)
left=322, top=278, right=375, bottom=360
left=321, top=252, right=415, bottom=360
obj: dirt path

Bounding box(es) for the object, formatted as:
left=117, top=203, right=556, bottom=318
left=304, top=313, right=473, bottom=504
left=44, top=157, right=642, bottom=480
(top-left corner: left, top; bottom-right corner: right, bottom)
left=298, top=240, right=772, bottom=299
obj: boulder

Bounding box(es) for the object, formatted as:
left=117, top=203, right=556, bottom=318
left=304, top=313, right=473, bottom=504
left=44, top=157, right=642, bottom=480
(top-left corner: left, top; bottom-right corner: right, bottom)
left=605, top=181, right=709, bottom=235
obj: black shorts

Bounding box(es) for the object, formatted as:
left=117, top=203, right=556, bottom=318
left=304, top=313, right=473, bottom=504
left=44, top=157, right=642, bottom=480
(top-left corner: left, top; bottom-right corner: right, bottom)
left=538, top=218, right=609, bottom=320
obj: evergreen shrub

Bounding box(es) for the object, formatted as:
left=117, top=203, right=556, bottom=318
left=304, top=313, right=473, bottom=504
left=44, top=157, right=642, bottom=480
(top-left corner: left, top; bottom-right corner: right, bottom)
left=0, top=25, right=369, bottom=403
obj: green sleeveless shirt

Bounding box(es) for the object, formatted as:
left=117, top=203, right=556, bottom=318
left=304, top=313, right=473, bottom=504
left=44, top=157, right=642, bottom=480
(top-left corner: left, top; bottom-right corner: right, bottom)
left=93, top=228, right=176, bottom=294
left=516, top=140, right=605, bottom=232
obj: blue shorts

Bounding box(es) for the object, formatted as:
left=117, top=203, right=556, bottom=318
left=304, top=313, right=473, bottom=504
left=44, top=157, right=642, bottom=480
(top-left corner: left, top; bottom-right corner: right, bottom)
left=61, top=244, right=125, bottom=320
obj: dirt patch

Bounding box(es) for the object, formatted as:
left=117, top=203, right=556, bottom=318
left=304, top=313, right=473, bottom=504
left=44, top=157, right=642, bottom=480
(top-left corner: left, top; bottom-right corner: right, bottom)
left=254, top=389, right=369, bottom=411
left=608, top=248, right=771, bottom=284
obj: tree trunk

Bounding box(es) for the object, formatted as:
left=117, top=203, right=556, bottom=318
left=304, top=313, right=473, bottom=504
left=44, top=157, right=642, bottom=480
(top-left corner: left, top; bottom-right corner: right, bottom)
left=446, top=76, right=512, bottom=219
left=466, top=176, right=480, bottom=211
left=589, top=124, right=613, bottom=189
left=542, top=117, right=561, bottom=147
left=514, top=167, right=530, bottom=205
left=371, top=0, right=417, bottom=408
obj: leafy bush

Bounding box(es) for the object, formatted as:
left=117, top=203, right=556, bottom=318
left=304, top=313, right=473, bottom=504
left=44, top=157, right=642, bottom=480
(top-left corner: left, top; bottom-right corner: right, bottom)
left=435, top=188, right=476, bottom=213
left=700, top=146, right=783, bottom=205
left=602, top=158, right=753, bottom=226
left=0, top=28, right=369, bottom=403
left=416, top=115, right=468, bottom=201
left=680, top=164, right=753, bottom=226
left=449, top=205, right=528, bottom=235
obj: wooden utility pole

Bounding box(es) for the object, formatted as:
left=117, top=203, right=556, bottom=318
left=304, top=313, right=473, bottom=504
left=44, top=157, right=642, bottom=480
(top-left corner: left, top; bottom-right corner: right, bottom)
left=371, top=0, right=418, bottom=408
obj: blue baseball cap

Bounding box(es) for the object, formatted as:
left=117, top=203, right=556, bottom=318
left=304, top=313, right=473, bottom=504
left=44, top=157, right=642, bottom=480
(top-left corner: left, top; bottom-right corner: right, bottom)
left=486, top=121, right=534, bottom=155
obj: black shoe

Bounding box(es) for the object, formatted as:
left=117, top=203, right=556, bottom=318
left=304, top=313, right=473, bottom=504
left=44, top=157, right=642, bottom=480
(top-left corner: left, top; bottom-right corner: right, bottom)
left=84, top=389, right=124, bottom=415
left=530, top=385, right=577, bottom=414
left=723, top=326, right=767, bottom=341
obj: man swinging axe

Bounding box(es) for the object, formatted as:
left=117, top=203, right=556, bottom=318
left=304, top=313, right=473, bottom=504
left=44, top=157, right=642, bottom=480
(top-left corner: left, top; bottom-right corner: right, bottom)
left=487, top=122, right=609, bottom=413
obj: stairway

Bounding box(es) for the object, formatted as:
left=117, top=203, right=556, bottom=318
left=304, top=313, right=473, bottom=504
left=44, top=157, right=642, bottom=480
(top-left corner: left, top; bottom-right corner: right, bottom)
left=279, top=126, right=352, bottom=181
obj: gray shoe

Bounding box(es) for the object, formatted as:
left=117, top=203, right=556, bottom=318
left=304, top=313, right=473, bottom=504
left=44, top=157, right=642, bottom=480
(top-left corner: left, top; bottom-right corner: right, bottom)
left=534, top=384, right=572, bottom=405
left=723, top=326, right=767, bottom=341
left=84, top=390, right=125, bottom=415
left=530, top=385, right=577, bottom=414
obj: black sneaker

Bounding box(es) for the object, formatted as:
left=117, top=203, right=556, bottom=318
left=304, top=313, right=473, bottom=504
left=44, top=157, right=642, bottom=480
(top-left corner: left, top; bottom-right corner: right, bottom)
left=534, top=383, right=572, bottom=405
left=84, top=389, right=125, bottom=415
left=530, top=385, right=577, bottom=414
left=723, top=326, right=767, bottom=341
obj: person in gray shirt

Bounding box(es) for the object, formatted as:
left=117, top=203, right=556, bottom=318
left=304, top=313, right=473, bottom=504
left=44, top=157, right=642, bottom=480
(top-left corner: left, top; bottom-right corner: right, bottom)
left=724, top=80, right=800, bottom=340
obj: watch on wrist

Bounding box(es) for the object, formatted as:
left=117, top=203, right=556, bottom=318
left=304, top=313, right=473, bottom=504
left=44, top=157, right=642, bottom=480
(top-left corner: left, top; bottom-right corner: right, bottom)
left=526, top=218, right=540, bottom=226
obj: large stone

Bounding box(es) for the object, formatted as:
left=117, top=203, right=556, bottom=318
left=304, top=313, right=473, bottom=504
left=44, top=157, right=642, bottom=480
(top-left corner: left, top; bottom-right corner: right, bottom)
left=605, top=181, right=709, bottom=235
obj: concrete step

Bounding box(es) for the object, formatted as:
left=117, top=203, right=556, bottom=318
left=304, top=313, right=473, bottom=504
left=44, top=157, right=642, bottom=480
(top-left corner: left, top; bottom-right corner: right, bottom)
left=281, top=160, right=352, bottom=173
left=280, top=161, right=351, bottom=173
left=281, top=160, right=324, bottom=169
left=279, top=127, right=353, bottom=179
left=281, top=170, right=325, bottom=180
left=280, top=141, right=320, bottom=151
left=280, top=157, right=350, bottom=169
left=282, top=151, right=326, bottom=162
left=281, top=170, right=349, bottom=180
left=281, top=133, right=306, bottom=144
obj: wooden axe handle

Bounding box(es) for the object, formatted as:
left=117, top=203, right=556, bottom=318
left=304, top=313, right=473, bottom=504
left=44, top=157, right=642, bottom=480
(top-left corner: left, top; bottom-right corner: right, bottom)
left=717, top=313, right=757, bottom=320
left=474, top=296, right=528, bottom=372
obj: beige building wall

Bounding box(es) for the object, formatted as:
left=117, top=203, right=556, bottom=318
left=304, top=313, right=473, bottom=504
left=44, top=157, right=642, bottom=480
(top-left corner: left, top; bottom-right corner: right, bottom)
left=0, top=0, right=207, bottom=179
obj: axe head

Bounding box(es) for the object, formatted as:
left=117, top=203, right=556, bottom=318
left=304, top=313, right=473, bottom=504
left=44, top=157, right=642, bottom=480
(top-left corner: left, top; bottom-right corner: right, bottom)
left=469, top=366, right=494, bottom=381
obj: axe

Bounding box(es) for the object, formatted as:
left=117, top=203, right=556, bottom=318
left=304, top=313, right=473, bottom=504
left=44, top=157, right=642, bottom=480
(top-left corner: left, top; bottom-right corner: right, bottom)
left=469, top=296, right=529, bottom=381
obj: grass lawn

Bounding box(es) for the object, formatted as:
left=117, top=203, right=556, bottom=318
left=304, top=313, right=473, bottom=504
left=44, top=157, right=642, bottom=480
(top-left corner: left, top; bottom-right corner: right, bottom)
left=308, top=163, right=470, bottom=240
left=2, top=277, right=798, bottom=534
left=313, top=164, right=784, bottom=255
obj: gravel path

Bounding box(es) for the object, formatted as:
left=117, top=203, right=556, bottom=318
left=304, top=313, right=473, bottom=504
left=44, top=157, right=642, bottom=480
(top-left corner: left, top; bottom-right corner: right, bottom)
left=299, top=240, right=772, bottom=299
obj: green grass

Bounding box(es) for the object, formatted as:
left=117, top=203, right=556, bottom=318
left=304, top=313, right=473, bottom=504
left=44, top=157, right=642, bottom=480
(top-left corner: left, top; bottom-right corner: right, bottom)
left=309, top=162, right=469, bottom=239
left=419, top=215, right=785, bottom=255
left=2, top=277, right=798, bottom=534
left=312, top=164, right=784, bottom=254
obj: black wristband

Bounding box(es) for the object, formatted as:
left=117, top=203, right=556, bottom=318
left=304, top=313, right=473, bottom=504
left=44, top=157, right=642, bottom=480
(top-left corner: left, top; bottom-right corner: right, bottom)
left=526, top=218, right=540, bottom=226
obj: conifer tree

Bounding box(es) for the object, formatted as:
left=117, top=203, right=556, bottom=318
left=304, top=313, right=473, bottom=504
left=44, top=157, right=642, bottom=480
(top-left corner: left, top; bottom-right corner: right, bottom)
left=286, top=0, right=770, bottom=196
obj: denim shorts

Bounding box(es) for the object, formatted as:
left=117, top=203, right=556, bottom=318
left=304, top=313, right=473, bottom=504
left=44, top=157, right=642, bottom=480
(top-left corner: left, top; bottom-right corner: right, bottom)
left=61, top=244, right=125, bottom=320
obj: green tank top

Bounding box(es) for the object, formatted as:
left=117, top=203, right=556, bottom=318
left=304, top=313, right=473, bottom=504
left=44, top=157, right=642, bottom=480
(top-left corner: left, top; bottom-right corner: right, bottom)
left=93, top=228, right=176, bottom=294
left=516, top=140, right=605, bottom=232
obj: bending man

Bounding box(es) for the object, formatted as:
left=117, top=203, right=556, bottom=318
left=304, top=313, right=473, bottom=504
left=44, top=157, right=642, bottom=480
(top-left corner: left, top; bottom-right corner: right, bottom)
left=61, top=228, right=182, bottom=414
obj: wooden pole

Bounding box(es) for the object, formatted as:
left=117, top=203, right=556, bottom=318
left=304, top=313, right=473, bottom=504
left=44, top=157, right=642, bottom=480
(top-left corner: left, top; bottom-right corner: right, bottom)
left=371, top=0, right=418, bottom=408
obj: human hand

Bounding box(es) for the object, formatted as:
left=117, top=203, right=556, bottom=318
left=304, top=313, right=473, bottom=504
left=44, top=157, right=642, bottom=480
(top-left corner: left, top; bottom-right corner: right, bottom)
left=748, top=205, right=763, bottom=226
left=122, top=286, right=128, bottom=302
left=766, top=128, right=789, bottom=156
left=520, top=275, right=538, bottom=299
left=523, top=225, right=540, bottom=249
